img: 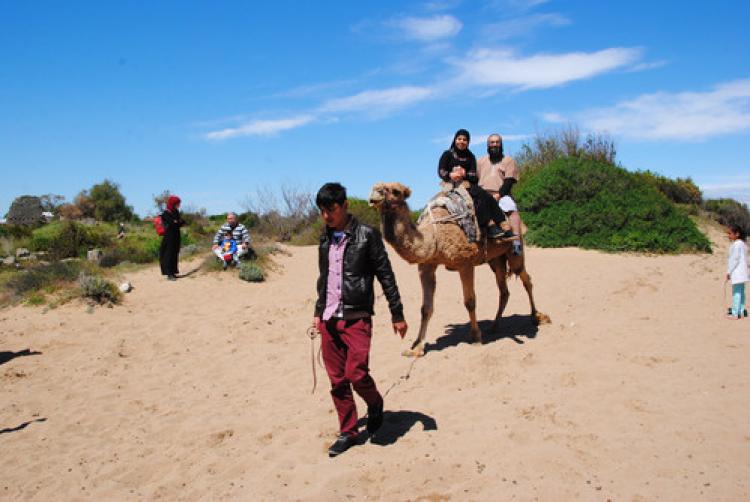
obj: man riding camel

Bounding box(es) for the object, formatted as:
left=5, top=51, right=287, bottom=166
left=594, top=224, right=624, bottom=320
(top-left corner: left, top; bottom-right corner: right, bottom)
left=477, top=133, right=524, bottom=255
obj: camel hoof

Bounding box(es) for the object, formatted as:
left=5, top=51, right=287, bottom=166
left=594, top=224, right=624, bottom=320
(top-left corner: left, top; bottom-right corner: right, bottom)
left=468, top=330, right=483, bottom=344
left=534, top=312, right=551, bottom=325
left=402, top=348, right=424, bottom=358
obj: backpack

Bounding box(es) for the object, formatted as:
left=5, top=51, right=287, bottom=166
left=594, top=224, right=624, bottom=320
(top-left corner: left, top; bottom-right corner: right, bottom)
left=153, top=215, right=166, bottom=236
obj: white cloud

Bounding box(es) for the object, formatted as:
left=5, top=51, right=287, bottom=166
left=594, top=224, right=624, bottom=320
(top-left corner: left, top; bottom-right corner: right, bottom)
left=452, top=47, right=642, bottom=89
left=319, top=86, right=434, bottom=114
left=559, top=79, right=750, bottom=141
left=627, top=60, right=668, bottom=72
left=389, top=14, right=463, bottom=41
left=700, top=180, right=750, bottom=205
left=204, top=115, right=315, bottom=140
left=481, top=13, right=570, bottom=40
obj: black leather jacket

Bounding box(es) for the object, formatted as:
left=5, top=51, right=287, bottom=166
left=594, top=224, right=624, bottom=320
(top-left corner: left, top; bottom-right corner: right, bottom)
left=315, top=216, right=404, bottom=322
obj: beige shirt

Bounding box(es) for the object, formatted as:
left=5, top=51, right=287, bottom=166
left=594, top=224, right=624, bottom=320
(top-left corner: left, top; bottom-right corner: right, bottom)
left=477, top=155, right=519, bottom=193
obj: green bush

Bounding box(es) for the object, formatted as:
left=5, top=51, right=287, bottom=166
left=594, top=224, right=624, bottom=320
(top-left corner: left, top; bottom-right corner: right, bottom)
left=5, top=261, right=82, bottom=297
left=238, top=261, right=264, bottom=282
left=78, top=272, right=121, bottom=304
left=0, top=225, right=33, bottom=239
left=515, top=157, right=711, bottom=253
left=635, top=171, right=702, bottom=205
left=30, top=221, right=112, bottom=260
left=703, top=198, right=750, bottom=235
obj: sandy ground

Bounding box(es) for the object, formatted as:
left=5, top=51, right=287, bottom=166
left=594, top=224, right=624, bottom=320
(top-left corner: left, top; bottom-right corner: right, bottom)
left=1, top=225, right=749, bottom=501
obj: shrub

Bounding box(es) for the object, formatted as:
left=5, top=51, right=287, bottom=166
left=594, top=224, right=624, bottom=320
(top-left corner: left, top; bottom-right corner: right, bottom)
left=78, top=272, right=121, bottom=304
left=517, top=125, right=617, bottom=175
left=636, top=171, right=703, bottom=205
left=515, top=157, right=711, bottom=253
left=0, top=224, right=33, bottom=239
left=238, top=262, right=264, bottom=282
left=4, top=261, right=82, bottom=298
left=30, top=221, right=112, bottom=260
left=703, top=198, right=750, bottom=235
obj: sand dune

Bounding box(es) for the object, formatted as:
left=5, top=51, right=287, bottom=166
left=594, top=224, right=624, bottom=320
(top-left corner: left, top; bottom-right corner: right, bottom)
left=1, top=227, right=748, bottom=500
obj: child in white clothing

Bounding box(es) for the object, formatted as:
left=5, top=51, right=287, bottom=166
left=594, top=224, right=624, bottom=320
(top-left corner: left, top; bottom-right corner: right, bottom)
left=726, top=224, right=748, bottom=320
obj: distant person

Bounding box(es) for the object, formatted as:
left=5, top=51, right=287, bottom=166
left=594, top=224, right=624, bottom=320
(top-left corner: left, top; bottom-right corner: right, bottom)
left=477, top=133, right=524, bottom=255
left=212, top=212, right=252, bottom=264
left=726, top=224, right=748, bottom=320
left=159, top=196, right=184, bottom=281
left=219, top=230, right=238, bottom=270
left=438, top=129, right=513, bottom=240
left=117, top=222, right=126, bottom=239
left=312, top=182, right=408, bottom=457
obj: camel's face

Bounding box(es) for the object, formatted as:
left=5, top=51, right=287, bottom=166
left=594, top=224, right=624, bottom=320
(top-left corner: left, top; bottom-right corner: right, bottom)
left=369, top=182, right=412, bottom=212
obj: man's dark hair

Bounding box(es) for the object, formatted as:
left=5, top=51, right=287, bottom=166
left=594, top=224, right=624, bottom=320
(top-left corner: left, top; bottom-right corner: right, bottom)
left=316, top=182, right=347, bottom=209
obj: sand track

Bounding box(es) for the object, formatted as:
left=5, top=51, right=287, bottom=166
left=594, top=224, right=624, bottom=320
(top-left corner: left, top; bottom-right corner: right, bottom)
left=1, top=237, right=748, bottom=500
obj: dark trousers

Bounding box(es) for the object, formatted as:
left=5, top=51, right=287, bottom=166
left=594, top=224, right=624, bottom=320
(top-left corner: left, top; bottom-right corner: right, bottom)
left=319, top=317, right=382, bottom=435
left=469, top=184, right=506, bottom=227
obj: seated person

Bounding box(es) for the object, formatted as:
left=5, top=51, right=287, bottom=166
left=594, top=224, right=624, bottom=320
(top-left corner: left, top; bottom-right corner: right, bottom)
left=217, top=231, right=238, bottom=269
left=212, top=212, right=253, bottom=264
left=477, top=133, right=524, bottom=255
left=438, top=129, right=513, bottom=240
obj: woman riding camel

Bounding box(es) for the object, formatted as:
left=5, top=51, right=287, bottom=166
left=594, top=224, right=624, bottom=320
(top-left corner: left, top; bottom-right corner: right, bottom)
left=437, top=129, right=513, bottom=240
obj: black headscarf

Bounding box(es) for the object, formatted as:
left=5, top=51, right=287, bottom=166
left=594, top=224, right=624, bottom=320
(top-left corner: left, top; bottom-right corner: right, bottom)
left=450, top=129, right=472, bottom=161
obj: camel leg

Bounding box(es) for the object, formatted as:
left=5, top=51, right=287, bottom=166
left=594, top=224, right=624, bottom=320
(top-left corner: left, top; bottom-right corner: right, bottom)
left=403, top=263, right=437, bottom=358
left=488, top=256, right=510, bottom=332
left=458, top=265, right=482, bottom=344
left=509, top=253, right=551, bottom=325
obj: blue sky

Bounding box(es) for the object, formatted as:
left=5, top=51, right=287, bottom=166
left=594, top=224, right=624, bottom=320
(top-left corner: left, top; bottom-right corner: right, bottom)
left=1, top=0, right=749, bottom=217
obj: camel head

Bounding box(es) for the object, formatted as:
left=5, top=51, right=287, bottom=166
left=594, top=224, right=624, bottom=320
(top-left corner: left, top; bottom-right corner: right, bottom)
left=368, top=182, right=412, bottom=213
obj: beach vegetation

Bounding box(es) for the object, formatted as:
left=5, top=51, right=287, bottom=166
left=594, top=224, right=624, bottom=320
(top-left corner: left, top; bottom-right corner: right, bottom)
left=515, top=156, right=712, bottom=253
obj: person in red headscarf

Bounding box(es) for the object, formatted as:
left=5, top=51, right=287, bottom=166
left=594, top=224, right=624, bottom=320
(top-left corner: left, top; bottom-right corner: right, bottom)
left=159, top=195, right=184, bottom=280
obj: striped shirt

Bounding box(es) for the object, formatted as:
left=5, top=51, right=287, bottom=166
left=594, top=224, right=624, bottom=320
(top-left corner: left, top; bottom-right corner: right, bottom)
left=213, top=223, right=251, bottom=246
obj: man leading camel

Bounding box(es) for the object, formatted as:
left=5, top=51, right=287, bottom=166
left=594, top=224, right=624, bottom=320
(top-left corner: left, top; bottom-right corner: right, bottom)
left=477, top=134, right=523, bottom=255
left=313, top=182, right=408, bottom=457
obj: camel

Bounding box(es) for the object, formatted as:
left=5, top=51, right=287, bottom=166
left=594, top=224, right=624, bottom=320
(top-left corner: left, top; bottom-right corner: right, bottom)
left=368, top=182, right=550, bottom=357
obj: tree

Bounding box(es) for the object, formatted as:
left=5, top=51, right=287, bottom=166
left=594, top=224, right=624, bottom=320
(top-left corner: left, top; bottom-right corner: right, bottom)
left=80, top=179, right=134, bottom=222
left=39, top=194, right=66, bottom=214
left=152, top=189, right=172, bottom=213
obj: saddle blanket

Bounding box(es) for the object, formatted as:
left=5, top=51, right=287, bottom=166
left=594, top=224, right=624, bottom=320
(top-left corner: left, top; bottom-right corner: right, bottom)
left=418, top=184, right=479, bottom=242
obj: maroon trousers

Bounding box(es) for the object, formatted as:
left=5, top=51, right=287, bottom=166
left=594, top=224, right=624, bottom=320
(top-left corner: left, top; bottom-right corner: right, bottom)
left=319, top=317, right=383, bottom=436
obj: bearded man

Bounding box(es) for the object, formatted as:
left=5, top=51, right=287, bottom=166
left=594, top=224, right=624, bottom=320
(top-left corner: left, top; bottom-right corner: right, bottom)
left=477, top=134, right=524, bottom=255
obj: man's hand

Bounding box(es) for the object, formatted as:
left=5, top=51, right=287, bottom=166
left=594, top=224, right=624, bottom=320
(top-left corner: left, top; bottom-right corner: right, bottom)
left=392, top=320, right=408, bottom=339
left=212, top=244, right=219, bottom=251
left=449, top=167, right=465, bottom=182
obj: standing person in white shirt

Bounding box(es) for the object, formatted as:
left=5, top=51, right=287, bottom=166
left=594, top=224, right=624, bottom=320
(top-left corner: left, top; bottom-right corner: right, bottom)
left=726, top=224, right=748, bottom=320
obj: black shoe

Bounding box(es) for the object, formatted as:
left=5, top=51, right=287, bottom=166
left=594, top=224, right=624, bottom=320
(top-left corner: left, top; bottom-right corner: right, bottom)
left=512, top=241, right=523, bottom=256
left=744, top=309, right=748, bottom=318
left=487, top=225, right=514, bottom=240
left=367, top=401, right=384, bottom=435
left=167, top=275, right=177, bottom=281
left=328, top=433, right=356, bottom=457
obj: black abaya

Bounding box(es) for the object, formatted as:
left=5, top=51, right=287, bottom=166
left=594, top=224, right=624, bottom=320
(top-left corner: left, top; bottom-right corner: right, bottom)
left=159, top=209, right=183, bottom=276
